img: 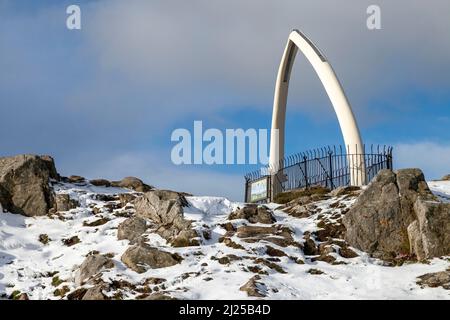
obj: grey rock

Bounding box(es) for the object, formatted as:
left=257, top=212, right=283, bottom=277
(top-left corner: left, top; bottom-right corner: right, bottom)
left=89, top=179, right=111, bottom=187
left=134, top=190, right=198, bottom=247
left=0, top=154, right=58, bottom=216
left=343, top=168, right=449, bottom=260
left=117, top=217, right=148, bottom=243
left=112, top=177, right=152, bottom=192
left=55, top=193, right=79, bottom=212
left=417, top=270, right=450, bottom=290
left=228, top=205, right=276, bottom=224
left=82, top=284, right=108, bottom=300
left=67, top=175, right=86, bottom=184
left=408, top=199, right=450, bottom=260
left=75, top=254, right=114, bottom=286
left=143, top=293, right=177, bottom=300
left=239, top=275, right=266, bottom=297
left=121, top=243, right=182, bottom=273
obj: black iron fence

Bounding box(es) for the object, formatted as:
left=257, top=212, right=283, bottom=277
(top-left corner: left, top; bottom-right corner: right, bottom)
left=244, top=145, right=393, bottom=203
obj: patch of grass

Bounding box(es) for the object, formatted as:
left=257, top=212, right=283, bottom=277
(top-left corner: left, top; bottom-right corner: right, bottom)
left=38, top=234, right=51, bottom=245
left=9, top=290, right=21, bottom=300
left=51, top=276, right=64, bottom=287
left=307, top=268, right=324, bottom=275
left=53, top=286, right=70, bottom=297
left=274, top=186, right=330, bottom=204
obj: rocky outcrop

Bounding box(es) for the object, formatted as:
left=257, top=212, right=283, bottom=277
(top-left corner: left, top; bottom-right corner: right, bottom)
left=121, top=243, right=182, bottom=273
left=236, top=225, right=298, bottom=248
left=239, top=275, right=267, bottom=297
left=416, top=270, right=450, bottom=290
left=343, top=169, right=450, bottom=260
left=75, top=254, right=114, bottom=286
left=82, top=284, right=108, bottom=300
left=133, top=190, right=199, bottom=247
left=441, top=174, right=450, bottom=181
left=408, top=200, right=450, bottom=260
left=228, top=205, right=276, bottom=224
left=89, top=179, right=111, bottom=187
left=0, top=154, right=58, bottom=216
left=117, top=217, right=148, bottom=243
left=111, top=177, right=152, bottom=192
left=55, top=194, right=79, bottom=212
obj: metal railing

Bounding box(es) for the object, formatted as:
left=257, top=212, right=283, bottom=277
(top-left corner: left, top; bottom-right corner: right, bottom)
left=244, top=145, right=393, bottom=203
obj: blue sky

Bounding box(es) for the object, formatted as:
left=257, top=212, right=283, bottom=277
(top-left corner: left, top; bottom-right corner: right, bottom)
left=1, top=0, right=450, bottom=200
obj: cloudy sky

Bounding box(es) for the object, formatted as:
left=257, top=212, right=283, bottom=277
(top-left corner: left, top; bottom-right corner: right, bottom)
left=1, top=0, right=450, bottom=200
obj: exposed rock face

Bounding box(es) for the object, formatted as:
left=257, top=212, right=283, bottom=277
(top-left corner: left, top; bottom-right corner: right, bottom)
left=239, top=275, right=266, bottom=297
left=416, top=270, right=450, bottom=290
left=236, top=225, right=298, bottom=248
left=228, top=205, right=276, bottom=224
left=408, top=200, right=450, bottom=260
left=441, top=174, right=450, bottom=181
left=89, top=179, right=111, bottom=187
left=55, top=194, right=79, bottom=212
left=134, top=190, right=198, bottom=247
left=343, top=169, right=450, bottom=260
left=121, top=243, right=182, bottom=273
left=0, top=154, right=58, bottom=216
left=75, top=254, right=114, bottom=286
left=82, top=284, right=108, bottom=300
left=117, top=217, right=148, bottom=243
left=112, top=177, right=152, bottom=192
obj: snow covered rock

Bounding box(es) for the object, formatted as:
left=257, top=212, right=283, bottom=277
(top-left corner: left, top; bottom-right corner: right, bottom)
left=344, top=168, right=449, bottom=260
left=239, top=275, right=267, bottom=297
left=228, top=205, right=276, bottom=224
left=0, top=154, right=58, bottom=216
left=75, top=254, right=114, bottom=286
left=134, top=190, right=199, bottom=247
left=121, top=243, right=183, bottom=273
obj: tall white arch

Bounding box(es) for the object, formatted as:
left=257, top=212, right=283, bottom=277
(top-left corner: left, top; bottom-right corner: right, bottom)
left=269, top=29, right=365, bottom=196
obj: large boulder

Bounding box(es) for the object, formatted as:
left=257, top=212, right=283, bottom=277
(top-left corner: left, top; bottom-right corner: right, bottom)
left=74, top=254, right=114, bottom=286
left=408, top=199, right=450, bottom=260
left=0, top=154, right=58, bottom=216
left=121, top=243, right=182, bottom=273
left=55, top=193, right=79, bottom=212
left=343, top=169, right=450, bottom=260
left=133, top=190, right=198, bottom=247
left=117, top=217, right=148, bottom=243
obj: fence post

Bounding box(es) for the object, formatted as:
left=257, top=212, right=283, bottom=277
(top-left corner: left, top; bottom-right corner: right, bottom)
left=244, top=178, right=249, bottom=203
left=328, top=151, right=334, bottom=189
left=387, top=149, right=393, bottom=170
left=303, top=156, right=308, bottom=189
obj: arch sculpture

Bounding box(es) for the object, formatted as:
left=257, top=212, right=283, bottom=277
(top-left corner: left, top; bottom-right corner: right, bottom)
left=269, top=29, right=365, bottom=197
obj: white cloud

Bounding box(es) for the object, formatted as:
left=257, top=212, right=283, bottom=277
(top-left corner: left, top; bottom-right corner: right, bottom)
left=394, top=142, right=450, bottom=180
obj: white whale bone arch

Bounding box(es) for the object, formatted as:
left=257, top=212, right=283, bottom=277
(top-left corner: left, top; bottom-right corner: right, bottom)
left=269, top=29, right=365, bottom=196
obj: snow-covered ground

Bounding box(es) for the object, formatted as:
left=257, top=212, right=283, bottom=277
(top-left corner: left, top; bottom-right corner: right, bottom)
left=0, top=181, right=449, bottom=300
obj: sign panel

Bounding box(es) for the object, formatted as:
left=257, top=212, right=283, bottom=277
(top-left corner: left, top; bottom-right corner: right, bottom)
left=250, top=177, right=268, bottom=202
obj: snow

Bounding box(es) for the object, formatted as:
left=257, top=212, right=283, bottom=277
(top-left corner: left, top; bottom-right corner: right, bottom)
left=0, top=180, right=449, bottom=300
left=429, top=180, right=450, bottom=203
